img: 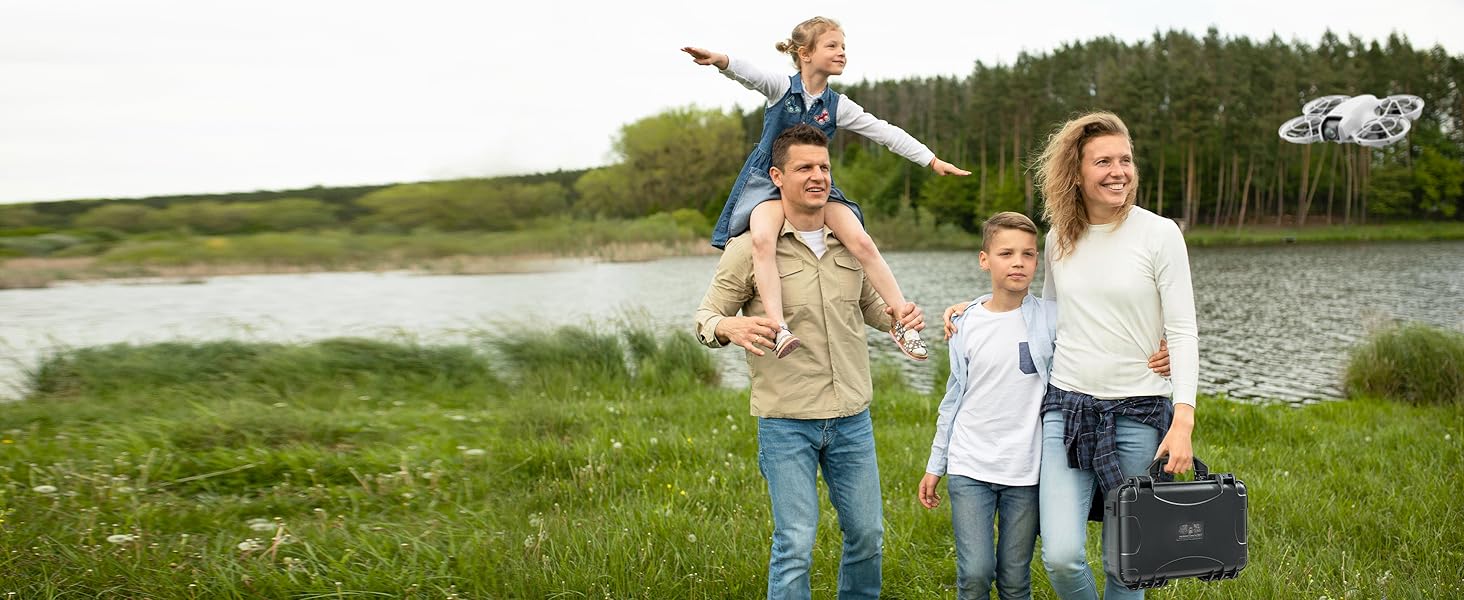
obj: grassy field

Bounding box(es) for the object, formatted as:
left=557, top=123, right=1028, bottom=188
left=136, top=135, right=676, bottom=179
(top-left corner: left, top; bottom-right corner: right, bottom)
left=1, top=329, right=1461, bottom=598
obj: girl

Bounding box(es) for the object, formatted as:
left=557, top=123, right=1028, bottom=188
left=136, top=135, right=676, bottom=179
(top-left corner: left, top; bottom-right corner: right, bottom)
left=683, top=16, right=969, bottom=360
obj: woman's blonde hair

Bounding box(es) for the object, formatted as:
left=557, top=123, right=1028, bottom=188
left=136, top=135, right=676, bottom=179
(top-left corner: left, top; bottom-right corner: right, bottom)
left=775, top=17, right=842, bottom=69
left=1033, top=111, right=1138, bottom=260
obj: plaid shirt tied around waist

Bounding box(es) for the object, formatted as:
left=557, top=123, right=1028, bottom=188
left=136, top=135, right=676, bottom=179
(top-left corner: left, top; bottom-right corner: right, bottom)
left=1041, top=384, right=1174, bottom=495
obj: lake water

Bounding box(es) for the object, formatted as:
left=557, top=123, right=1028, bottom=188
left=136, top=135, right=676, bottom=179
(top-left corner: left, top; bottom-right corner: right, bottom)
left=2, top=241, right=1460, bottom=404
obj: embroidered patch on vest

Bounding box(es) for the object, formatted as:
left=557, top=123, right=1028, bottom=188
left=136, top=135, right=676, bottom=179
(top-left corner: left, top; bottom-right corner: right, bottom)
left=784, top=97, right=801, bottom=113
left=814, top=109, right=829, bottom=124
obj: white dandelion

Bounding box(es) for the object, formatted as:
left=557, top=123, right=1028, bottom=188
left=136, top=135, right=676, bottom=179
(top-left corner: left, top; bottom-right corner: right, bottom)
left=32, top=485, right=57, bottom=494
left=463, top=448, right=487, bottom=457
left=237, top=539, right=264, bottom=551
left=249, top=521, right=278, bottom=532
left=106, top=534, right=136, bottom=544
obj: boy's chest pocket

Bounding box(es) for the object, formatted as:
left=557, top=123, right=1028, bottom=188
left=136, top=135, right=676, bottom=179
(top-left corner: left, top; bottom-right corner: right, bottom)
left=1017, top=342, right=1037, bottom=375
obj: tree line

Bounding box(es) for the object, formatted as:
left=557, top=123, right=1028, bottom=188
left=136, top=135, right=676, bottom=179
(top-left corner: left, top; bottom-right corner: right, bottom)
left=2, top=28, right=1459, bottom=250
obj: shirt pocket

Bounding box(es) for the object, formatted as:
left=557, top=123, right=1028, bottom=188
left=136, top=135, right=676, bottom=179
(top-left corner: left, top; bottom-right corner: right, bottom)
left=776, top=259, right=810, bottom=307
left=831, top=255, right=864, bottom=302
left=1018, top=341, right=1038, bottom=375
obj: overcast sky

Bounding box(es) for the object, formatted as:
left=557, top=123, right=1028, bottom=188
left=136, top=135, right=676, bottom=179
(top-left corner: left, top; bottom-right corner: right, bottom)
left=2, top=0, right=1461, bottom=204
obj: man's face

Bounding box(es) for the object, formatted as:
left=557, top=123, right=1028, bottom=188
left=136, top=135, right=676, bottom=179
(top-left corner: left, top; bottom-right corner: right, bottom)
left=979, top=228, right=1038, bottom=295
left=770, top=144, right=831, bottom=213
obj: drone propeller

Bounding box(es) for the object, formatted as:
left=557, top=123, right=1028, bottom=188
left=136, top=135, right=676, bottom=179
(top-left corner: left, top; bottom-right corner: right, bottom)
left=1278, top=115, right=1323, bottom=144
left=1352, top=116, right=1411, bottom=147
left=1302, top=95, right=1350, bottom=116
left=1376, top=94, right=1424, bottom=120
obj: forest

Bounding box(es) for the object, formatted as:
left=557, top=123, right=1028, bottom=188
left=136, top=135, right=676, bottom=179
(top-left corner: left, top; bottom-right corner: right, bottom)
left=2, top=28, right=1459, bottom=254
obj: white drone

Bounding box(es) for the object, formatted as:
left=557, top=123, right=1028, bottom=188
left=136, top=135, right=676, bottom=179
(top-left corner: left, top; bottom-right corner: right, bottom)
left=1278, top=94, right=1424, bottom=147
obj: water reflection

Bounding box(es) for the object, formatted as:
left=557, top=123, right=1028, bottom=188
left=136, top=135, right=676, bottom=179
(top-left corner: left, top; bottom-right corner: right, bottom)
left=1, top=242, right=1459, bottom=404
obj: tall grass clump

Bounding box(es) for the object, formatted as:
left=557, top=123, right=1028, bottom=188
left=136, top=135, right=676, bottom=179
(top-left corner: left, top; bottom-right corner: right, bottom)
left=1344, top=323, right=1464, bottom=405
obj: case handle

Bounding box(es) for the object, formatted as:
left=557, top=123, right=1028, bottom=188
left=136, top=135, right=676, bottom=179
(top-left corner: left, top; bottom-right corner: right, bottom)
left=1146, top=455, right=1210, bottom=479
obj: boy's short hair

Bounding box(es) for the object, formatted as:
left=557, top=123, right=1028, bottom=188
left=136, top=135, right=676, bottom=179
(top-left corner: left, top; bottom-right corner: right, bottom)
left=981, top=211, right=1039, bottom=250
left=770, top=124, right=829, bottom=170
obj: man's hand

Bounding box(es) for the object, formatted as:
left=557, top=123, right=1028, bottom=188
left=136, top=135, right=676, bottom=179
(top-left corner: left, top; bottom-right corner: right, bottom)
left=715, top=315, right=779, bottom=356
left=886, top=302, right=926, bottom=332
left=918, top=473, right=942, bottom=509
left=1148, top=339, right=1171, bottom=377
left=942, top=302, right=970, bottom=340
left=680, top=47, right=729, bottom=70
left=930, top=158, right=972, bottom=177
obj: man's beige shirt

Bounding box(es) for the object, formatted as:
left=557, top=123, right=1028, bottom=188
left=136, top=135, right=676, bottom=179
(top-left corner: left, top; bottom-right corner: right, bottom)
left=695, top=221, right=894, bottom=419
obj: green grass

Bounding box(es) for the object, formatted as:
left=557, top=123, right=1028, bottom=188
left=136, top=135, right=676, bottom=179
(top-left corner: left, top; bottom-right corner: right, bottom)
left=1, top=329, right=1461, bottom=598
left=1344, top=323, right=1464, bottom=406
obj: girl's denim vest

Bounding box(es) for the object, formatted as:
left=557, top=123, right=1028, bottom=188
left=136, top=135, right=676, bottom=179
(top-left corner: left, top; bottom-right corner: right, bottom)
left=710, top=75, right=862, bottom=249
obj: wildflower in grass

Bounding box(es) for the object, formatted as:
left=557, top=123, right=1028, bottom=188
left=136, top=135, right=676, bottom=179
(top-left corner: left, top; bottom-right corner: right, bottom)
left=613, top=441, right=623, bottom=450
left=32, top=485, right=57, bottom=494
left=707, top=476, right=716, bottom=485
left=449, top=414, right=467, bottom=421
left=649, top=437, right=658, bottom=445
left=249, top=521, right=278, bottom=532
left=687, top=533, right=697, bottom=543
left=463, top=448, right=486, bottom=457
left=238, top=539, right=264, bottom=551
left=106, top=534, right=136, bottom=544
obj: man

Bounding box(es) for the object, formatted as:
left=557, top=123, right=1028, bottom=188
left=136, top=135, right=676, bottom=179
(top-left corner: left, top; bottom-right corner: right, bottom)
left=694, top=123, right=925, bottom=600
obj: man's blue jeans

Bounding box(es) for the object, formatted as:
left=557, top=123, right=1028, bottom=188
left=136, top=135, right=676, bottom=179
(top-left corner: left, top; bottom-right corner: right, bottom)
left=947, top=475, right=1039, bottom=600
left=1038, top=411, right=1161, bottom=600
left=757, top=410, right=882, bottom=600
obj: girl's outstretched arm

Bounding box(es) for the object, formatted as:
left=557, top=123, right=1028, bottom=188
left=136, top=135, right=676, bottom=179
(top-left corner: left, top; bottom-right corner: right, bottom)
left=929, top=157, right=972, bottom=176
left=680, top=47, right=728, bottom=70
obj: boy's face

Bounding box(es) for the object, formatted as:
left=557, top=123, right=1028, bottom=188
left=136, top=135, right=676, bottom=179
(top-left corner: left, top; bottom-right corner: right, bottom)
left=979, top=227, right=1038, bottom=294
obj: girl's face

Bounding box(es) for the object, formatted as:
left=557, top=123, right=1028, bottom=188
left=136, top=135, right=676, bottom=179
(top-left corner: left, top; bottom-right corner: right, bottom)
left=1077, top=134, right=1135, bottom=224
left=800, top=29, right=846, bottom=76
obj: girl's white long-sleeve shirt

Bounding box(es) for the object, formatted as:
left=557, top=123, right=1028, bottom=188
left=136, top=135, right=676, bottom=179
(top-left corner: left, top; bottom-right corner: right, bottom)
left=1042, top=206, right=1200, bottom=406
left=719, top=56, right=936, bottom=168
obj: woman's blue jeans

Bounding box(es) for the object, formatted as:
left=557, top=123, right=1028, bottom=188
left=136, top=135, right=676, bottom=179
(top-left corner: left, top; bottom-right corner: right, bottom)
left=947, top=475, right=1039, bottom=600
left=1038, top=411, right=1161, bottom=600
left=757, top=410, right=882, bottom=600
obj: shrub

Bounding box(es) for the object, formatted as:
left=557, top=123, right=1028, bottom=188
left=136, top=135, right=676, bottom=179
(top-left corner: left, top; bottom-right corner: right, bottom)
left=1344, top=323, right=1464, bottom=405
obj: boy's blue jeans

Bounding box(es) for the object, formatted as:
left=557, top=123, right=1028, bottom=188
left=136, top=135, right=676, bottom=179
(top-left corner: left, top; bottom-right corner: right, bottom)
left=947, top=475, right=1039, bottom=600
left=757, top=410, right=882, bottom=600
left=1038, top=411, right=1161, bottom=600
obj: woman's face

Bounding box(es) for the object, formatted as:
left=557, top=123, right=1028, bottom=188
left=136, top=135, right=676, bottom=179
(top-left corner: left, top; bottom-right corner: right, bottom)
left=1077, top=134, right=1134, bottom=224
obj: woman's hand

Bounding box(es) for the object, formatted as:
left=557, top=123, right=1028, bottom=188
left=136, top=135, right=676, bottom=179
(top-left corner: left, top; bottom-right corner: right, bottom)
left=930, top=158, right=972, bottom=176
left=1155, top=403, right=1196, bottom=474
left=680, top=47, right=728, bottom=70
left=942, top=302, right=970, bottom=340
left=1148, top=339, right=1170, bottom=377
left=918, top=473, right=942, bottom=509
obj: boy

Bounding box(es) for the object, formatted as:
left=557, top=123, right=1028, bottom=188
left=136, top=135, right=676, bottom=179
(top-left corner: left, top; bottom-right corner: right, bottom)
left=918, top=212, right=1168, bottom=599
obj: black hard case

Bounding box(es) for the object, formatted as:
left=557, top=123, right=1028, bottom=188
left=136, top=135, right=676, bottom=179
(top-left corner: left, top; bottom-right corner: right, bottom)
left=1103, top=457, right=1248, bottom=590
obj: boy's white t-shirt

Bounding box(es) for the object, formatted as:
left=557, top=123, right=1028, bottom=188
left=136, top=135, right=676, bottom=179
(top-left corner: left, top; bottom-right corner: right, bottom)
left=946, top=301, right=1046, bottom=486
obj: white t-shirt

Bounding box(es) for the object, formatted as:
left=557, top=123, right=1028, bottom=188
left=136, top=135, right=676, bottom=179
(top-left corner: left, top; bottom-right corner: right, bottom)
left=1042, top=206, right=1199, bottom=406
left=796, top=228, right=827, bottom=258
left=946, top=302, right=1045, bottom=486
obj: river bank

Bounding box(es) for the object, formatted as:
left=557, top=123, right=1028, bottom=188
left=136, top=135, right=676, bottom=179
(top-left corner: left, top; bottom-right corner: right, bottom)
left=2, top=221, right=1460, bottom=290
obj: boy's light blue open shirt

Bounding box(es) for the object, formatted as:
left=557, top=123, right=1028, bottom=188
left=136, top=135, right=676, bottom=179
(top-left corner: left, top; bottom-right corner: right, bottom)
left=924, top=293, right=1058, bottom=476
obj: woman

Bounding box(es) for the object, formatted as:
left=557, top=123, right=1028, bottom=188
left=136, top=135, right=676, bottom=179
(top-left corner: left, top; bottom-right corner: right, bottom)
left=946, top=111, right=1198, bottom=599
